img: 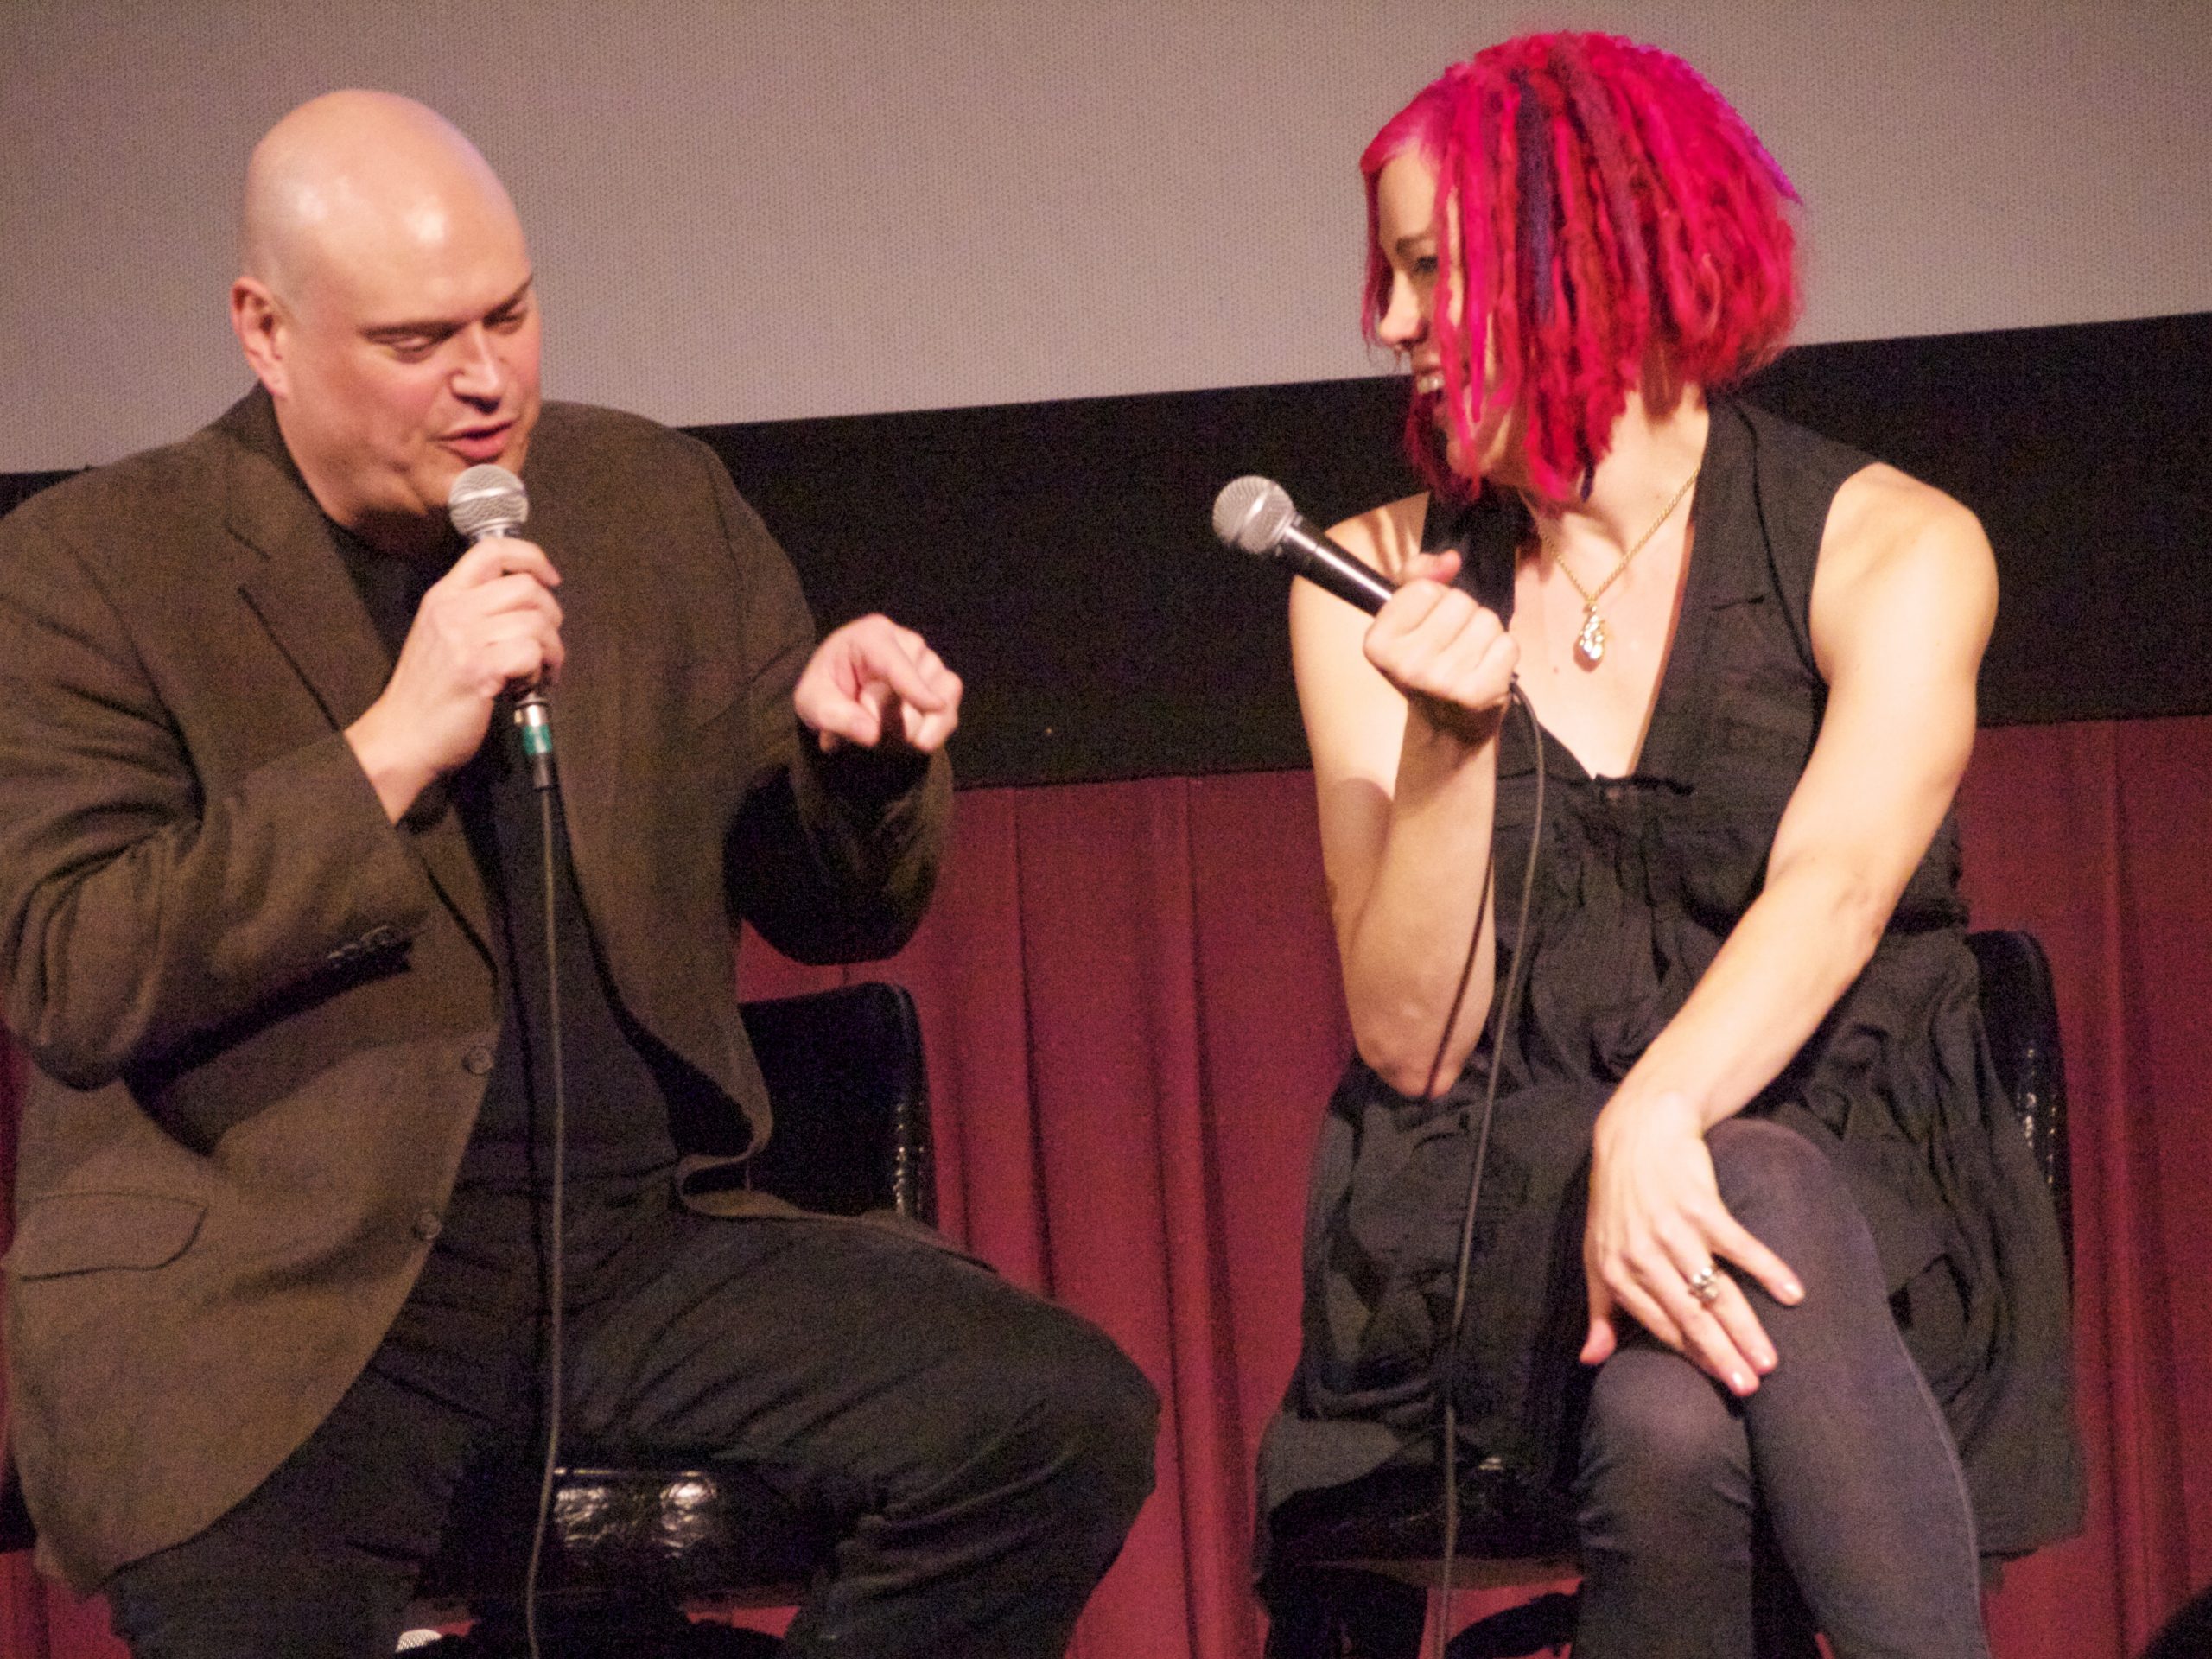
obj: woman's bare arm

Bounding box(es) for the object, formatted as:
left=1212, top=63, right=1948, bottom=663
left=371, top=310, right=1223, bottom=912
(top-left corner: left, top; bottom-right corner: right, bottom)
left=1581, top=464, right=1999, bottom=1391
left=1293, top=493, right=1521, bottom=1097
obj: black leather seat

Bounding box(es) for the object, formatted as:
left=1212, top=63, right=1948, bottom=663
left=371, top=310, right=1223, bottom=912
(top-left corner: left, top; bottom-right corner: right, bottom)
left=2139, top=1580, right=2212, bottom=1659
left=1265, top=928, right=2074, bottom=1658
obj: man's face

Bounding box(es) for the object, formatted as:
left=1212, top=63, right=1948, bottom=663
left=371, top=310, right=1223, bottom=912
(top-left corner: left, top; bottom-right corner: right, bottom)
left=251, top=200, right=542, bottom=540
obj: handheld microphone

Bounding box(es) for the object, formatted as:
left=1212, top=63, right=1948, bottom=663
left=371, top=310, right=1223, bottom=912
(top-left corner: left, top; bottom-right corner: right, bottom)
left=448, top=463, right=555, bottom=791
left=1211, top=475, right=1395, bottom=614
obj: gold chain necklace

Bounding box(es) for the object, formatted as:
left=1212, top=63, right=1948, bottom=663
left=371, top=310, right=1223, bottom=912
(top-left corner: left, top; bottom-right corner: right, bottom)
left=1541, top=468, right=1700, bottom=668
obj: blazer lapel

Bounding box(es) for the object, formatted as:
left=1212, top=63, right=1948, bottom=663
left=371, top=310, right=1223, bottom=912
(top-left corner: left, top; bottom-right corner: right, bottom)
left=219, top=399, right=493, bottom=955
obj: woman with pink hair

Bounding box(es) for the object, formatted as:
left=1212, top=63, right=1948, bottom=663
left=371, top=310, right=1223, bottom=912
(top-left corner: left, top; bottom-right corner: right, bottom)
left=1256, top=32, right=2078, bottom=1658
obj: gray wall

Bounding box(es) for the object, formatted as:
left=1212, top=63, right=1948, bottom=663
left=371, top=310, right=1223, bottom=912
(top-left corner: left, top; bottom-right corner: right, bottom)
left=3, top=0, right=2208, bottom=470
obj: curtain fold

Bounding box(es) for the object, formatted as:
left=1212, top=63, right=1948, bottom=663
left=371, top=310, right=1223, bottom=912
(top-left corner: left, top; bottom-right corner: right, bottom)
left=1955, top=719, right=2209, bottom=1657
left=3, top=717, right=2208, bottom=1657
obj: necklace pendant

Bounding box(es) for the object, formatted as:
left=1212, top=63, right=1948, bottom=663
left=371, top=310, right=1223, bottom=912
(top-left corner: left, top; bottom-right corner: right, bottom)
left=1574, top=607, right=1608, bottom=667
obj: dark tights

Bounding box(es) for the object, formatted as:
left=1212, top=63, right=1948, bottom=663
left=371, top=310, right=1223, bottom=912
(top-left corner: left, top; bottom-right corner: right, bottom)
left=1574, top=1117, right=1986, bottom=1659
left=1264, top=1119, right=1987, bottom=1659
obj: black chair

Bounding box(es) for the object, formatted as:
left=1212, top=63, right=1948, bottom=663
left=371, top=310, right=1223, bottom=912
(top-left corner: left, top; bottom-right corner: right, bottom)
left=0, top=980, right=935, bottom=1657
left=1266, top=928, right=2073, bottom=1658
left=1967, top=928, right=2071, bottom=1263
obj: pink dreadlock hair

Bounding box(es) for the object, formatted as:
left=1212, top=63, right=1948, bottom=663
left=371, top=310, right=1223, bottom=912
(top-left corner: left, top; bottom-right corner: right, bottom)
left=1361, top=32, right=1801, bottom=502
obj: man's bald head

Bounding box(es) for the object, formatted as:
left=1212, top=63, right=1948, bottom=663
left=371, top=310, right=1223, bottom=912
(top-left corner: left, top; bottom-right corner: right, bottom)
left=231, top=91, right=542, bottom=552
left=239, top=90, right=521, bottom=313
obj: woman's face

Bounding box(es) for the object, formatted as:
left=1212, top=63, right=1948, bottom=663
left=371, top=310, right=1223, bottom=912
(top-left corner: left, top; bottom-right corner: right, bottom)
left=1372, top=149, right=1525, bottom=486
left=1373, top=152, right=1444, bottom=387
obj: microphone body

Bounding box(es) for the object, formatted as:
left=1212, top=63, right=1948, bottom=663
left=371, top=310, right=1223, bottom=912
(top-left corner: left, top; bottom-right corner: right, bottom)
left=507, top=687, right=556, bottom=793
left=1211, top=474, right=1395, bottom=615
left=1268, top=514, right=1396, bottom=616
left=448, top=464, right=556, bottom=791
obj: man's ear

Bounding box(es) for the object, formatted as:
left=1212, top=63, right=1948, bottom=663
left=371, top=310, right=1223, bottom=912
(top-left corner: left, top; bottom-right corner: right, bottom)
left=231, top=277, right=289, bottom=397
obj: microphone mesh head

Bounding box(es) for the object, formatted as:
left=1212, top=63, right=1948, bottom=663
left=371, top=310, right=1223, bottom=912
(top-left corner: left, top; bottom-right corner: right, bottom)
left=448, top=464, right=529, bottom=541
left=1211, top=475, right=1295, bottom=556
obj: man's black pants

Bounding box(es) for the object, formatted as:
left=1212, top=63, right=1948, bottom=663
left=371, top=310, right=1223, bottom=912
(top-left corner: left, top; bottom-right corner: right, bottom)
left=103, top=1199, right=1159, bottom=1658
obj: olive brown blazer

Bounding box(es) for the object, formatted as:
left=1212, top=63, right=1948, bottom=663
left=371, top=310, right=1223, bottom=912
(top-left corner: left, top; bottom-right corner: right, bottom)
left=0, top=391, right=949, bottom=1591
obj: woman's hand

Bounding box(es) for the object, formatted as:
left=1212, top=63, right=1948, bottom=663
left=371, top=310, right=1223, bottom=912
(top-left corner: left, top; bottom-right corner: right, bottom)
left=1361, top=549, right=1518, bottom=745
left=1581, top=1091, right=1804, bottom=1395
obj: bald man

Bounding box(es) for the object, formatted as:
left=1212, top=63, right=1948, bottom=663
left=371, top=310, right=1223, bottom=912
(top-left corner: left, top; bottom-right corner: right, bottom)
left=0, top=92, right=1154, bottom=1658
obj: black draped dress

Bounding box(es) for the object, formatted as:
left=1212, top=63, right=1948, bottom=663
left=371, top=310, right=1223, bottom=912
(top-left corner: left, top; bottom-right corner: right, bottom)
left=1255, top=398, right=2081, bottom=1580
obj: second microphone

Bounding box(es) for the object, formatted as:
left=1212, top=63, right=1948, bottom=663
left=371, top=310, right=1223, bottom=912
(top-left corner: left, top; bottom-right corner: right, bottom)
left=1211, top=475, right=1395, bottom=616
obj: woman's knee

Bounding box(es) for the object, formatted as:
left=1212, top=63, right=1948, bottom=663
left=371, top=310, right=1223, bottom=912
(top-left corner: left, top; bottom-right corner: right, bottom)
left=1707, top=1120, right=1865, bottom=1256
left=1579, top=1345, right=1751, bottom=1535
left=1707, top=1118, right=1828, bottom=1202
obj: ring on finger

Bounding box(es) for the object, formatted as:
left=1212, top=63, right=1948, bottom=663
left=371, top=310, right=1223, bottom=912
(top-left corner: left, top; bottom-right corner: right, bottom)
left=1684, top=1262, right=1723, bottom=1306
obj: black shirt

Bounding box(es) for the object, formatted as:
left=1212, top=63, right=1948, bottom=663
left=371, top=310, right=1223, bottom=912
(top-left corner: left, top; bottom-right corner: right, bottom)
left=333, top=526, right=710, bottom=1416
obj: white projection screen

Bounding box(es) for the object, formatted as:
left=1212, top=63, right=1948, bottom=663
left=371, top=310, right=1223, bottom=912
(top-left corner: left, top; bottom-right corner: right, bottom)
left=3, top=0, right=2208, bottom=471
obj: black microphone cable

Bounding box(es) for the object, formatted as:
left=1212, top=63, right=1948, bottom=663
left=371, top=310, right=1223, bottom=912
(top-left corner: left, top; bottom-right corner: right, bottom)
left=1210, top=476, right=1549, bottom=1649
left=1428, top=681, right=1545, bottom=1659
left=520, top=752, right=567, bottom=1659
left=446, top=464, right=569, bottom=1657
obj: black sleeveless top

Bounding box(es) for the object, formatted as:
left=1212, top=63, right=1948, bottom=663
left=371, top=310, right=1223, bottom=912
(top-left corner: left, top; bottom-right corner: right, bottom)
left=1256, top=398, right=2080, bottom=1562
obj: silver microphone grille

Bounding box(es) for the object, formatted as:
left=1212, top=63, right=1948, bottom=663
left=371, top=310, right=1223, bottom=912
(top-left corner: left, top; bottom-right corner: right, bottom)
left=1211, top=474, right=1296, bottom=556
left=448, top=464, right=529, bottom=542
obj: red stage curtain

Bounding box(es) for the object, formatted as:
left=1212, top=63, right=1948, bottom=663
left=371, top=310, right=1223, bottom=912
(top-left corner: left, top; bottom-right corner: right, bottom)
left=3, top=715, right=2209, bottom=1657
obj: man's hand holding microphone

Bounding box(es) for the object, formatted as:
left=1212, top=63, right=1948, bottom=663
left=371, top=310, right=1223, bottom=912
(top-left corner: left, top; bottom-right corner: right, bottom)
left=344, top=464, right=961, bottom=825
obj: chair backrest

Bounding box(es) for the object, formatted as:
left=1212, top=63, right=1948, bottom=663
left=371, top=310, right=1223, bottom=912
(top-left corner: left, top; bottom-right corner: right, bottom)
left=1966, top=929, right=2070, bottom=1255
left=735, top=981, right=934, bottom=1224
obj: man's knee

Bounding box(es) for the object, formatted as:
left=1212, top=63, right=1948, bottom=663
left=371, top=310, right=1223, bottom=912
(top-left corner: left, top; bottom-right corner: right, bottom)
left=106, top=1552, right=413, bottom=1659
left=980, top=1301, right=1159, bottom=1526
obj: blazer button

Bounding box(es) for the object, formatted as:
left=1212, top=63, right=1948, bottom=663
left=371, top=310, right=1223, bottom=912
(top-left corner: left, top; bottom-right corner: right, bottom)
left=412, top=1211, right=442, bottom=1242
left=462, top=1045, right=494, bottom=1076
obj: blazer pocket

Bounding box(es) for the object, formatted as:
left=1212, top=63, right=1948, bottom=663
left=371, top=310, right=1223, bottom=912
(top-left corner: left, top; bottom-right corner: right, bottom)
left=6, top=1191, right=207, bottom=1279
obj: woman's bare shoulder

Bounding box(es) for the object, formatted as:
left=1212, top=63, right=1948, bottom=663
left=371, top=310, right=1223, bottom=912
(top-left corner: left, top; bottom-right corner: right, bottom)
left=1823, top=464, right=1989, bottom=581
left=1328, top=492, right=1433, bottom=584
left=1811, top=462, right=1995, bottom=678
